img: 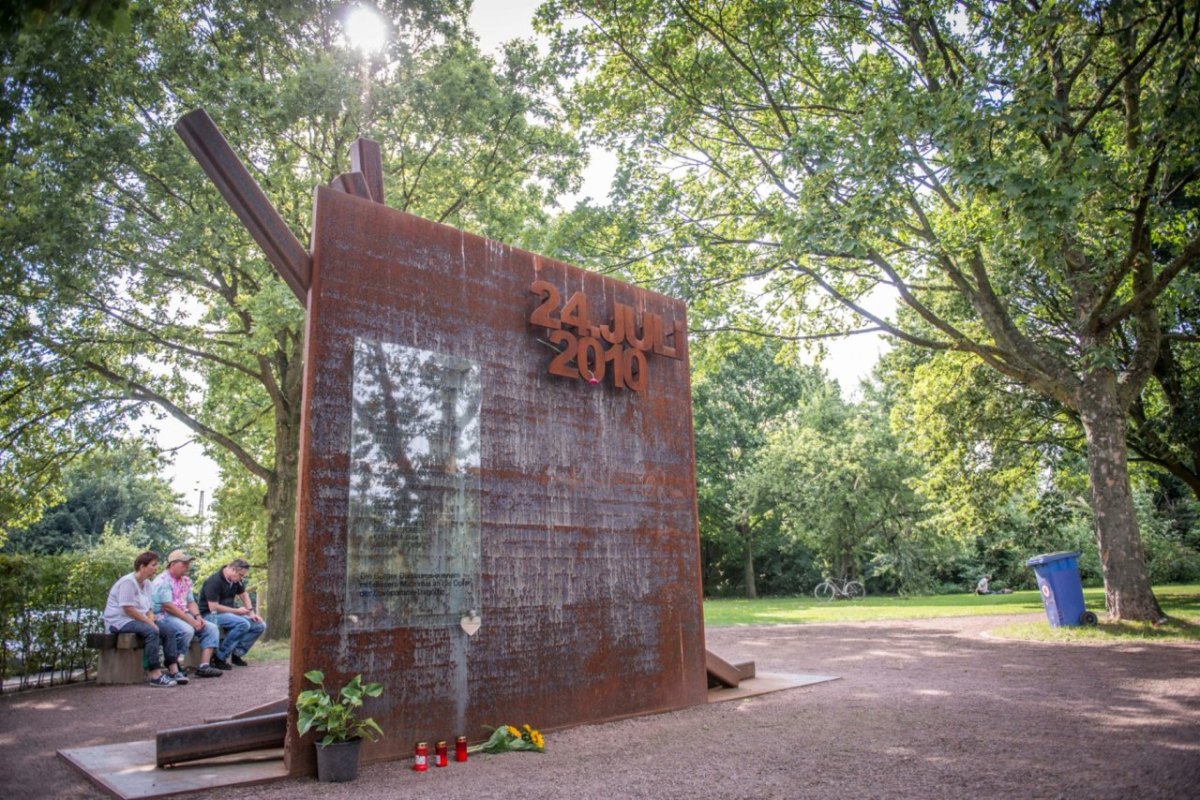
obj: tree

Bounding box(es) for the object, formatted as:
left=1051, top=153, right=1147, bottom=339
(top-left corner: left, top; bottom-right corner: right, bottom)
left=0, top=0, right=132, bottom=37
left=744, top=378, right=932, bottom=593
left=541, top=0, right=1200, bottom=620
left=691, top=337, right=823, bottom=596
left=3, top=441, right=187, bottom=554
left=3, top=1, right=583, bottom=636
left=878, top=338, right=1078, bottom=542
left=1128, top=270, right=1200, bottom=499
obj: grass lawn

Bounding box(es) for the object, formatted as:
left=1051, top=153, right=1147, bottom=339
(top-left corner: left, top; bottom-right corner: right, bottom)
left=243, top=637, right=291, bottom=662
left=703, top=584, right=1200, bottom=643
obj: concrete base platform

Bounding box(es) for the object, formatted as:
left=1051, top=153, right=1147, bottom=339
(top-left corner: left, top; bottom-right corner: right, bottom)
left=708, top=671, right=839, bottom=703
left=56, top=673, right=837, bottom=798
left=58, top=740, right=288, bottom=800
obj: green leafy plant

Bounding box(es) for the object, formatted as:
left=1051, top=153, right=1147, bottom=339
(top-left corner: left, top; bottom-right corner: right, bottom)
left=296, top=670, right=384, bottom=747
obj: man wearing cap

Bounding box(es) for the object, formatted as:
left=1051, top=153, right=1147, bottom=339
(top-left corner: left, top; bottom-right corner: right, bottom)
left=199, top=558, right=266, bottom=670
left=152, top=550, right=224, bottom=679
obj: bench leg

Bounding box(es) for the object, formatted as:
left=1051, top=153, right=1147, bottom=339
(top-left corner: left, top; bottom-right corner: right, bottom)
left=96, top=649, right=147, bottom=685
left=181, top=640, right=204, bottom=670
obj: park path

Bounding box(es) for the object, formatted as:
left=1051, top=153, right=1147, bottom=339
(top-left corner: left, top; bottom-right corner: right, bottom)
left=1, top=613, right=1197, bottom=799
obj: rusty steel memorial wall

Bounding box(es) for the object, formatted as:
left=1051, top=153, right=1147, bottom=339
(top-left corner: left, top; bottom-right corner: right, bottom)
left=287, top=185, right=708, bottom=774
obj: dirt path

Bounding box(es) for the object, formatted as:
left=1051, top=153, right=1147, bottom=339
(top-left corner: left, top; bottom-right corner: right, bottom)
left=2, top=614, right=1197, bottom=799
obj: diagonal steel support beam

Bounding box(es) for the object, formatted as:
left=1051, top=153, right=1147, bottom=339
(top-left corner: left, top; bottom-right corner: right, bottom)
left=350, top=137, right=384, bottom=204
left=175, top=109, right=311, bottom=302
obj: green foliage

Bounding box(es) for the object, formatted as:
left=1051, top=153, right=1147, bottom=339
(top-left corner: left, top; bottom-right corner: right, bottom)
left=296, top=670, right=384, bottom=747
left=541, top=0, right=1200, bottom=619
left=0, top=530, right=136, bottom=680
left=0, top=1, right=131, bottom=37
left=690, top=337, right=825, bottom=596
left=964, top=483, right=1200, bottom=591
left=750, top=392, right=933, bottom=594
left=2, top=1, right=585, bottom=636
left=1136, top=490, right=1200, bottom=584
left=3, top=442, right=187, bottom=554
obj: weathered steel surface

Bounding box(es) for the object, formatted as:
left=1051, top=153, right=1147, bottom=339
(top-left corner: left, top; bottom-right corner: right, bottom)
left=174, top=109, right=311, bottom=301
left=228, top=698, right=289, bottom=721
left=329, top=171, right=372, bottom=200
left=349, top=138, right=384, bottom=204
left=705, top=649, right=744, bottom=688
left=286, top=188, right=707, bottom=775
left=156, top=713, right=286, bottom=767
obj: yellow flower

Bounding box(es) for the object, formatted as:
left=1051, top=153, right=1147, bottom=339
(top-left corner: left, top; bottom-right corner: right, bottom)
left=506, top=725, right=521, bottom=738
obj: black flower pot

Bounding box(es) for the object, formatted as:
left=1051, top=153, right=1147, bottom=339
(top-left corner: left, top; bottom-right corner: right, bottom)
left=315, top=738, right=363, bottom=783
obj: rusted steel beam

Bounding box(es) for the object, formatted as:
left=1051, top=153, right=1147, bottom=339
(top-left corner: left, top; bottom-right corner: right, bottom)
left=233, top=697, right=289, bottom=719
left=330, top=171, right=372, bottom=200
left=156, top=712, right=286, bottom=767
left=206, top=697, right=288, bottom=724
left=705, top=649, right=745, bottom=688
left=350, top=138, right=384, bottom=204
left=174, top=109, right=311, bottom=302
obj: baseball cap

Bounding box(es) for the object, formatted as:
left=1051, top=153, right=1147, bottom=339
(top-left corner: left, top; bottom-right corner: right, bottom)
left=167, top=549, right=195, bottom=564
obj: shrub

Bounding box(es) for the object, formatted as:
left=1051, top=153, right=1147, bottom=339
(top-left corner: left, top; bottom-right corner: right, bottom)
left=0, top=531, right=137, bottom=685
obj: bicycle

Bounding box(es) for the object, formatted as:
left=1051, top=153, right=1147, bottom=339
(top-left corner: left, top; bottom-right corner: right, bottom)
left=813, top=576, right=866, bottom=601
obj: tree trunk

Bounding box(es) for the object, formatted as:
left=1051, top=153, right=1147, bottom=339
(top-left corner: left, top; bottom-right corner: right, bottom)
left=261, top=369, right=302, bottom=641
left=262, top=465, right=297, bottom=639
left=739, top=522, right=757, bottom=599
left=1079, top=368, right=1164, bottom=622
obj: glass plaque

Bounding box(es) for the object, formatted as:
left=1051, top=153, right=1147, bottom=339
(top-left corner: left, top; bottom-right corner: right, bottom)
left=344, top=337, right=481, bottom=629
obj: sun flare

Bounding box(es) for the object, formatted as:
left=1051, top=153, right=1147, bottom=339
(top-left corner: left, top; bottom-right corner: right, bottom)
left=343, top=5, right=387, bottom=55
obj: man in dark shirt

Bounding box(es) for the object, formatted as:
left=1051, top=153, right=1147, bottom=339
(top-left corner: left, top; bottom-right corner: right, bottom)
left=199, top=558, right=266, bottom=670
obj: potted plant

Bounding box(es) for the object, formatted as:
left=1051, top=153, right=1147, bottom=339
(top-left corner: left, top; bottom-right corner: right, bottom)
left=296, top=669, right=384, bottom=782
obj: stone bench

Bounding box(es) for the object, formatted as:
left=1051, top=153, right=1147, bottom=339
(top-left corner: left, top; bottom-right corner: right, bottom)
left=85, top=632, right=207, bottom=685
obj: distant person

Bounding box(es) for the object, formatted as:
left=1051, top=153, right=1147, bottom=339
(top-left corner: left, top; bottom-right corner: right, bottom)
left=975, top=575, right=1012, bottom=595
left=199, top=558, right=266, bottom=670
left=152, top=550, right=223, bottom=679
left=101, top=551, right=186, bottom=687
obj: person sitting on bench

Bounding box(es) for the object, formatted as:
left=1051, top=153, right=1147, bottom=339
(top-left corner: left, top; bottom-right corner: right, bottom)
left=101, top=551, right=187, bottom=687
left=152, top=550, right=224, bottom=678
left=199, top=558, right=266, bottom=670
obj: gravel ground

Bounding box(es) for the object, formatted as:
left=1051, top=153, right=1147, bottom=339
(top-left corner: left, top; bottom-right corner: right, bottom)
left=2, top=613, right=1198, bottom=799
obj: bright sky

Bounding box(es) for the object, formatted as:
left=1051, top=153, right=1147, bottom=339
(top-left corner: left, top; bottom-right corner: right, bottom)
left=156, top=1, right=886, bottom=508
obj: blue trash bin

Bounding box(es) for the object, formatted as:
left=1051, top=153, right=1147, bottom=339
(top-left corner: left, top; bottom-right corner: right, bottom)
left=1025, top=551, right=1096, bottom=627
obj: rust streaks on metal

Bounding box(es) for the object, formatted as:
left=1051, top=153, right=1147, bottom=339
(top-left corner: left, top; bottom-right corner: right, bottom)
left=174, top=109, right=311, bottom=302
left=287, top=189, right=707, bottom=776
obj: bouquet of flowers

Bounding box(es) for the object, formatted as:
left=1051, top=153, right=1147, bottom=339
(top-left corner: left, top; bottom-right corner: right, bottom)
left=471, top=723, right=545, bottom=754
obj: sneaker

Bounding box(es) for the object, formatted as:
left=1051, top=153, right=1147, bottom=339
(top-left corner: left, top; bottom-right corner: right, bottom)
left=148, top=673, right=177, bottom=688
left=193, top=663, right=224, bottom=678
left=231, top=654, right=249, bottom=667
left=169, top=670, right=189, bottom=685
left=210, top=656, right=233, bottom=671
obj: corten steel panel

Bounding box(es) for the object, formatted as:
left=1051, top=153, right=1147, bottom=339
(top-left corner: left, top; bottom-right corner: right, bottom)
left=287, top=187, right=707, bottom=775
